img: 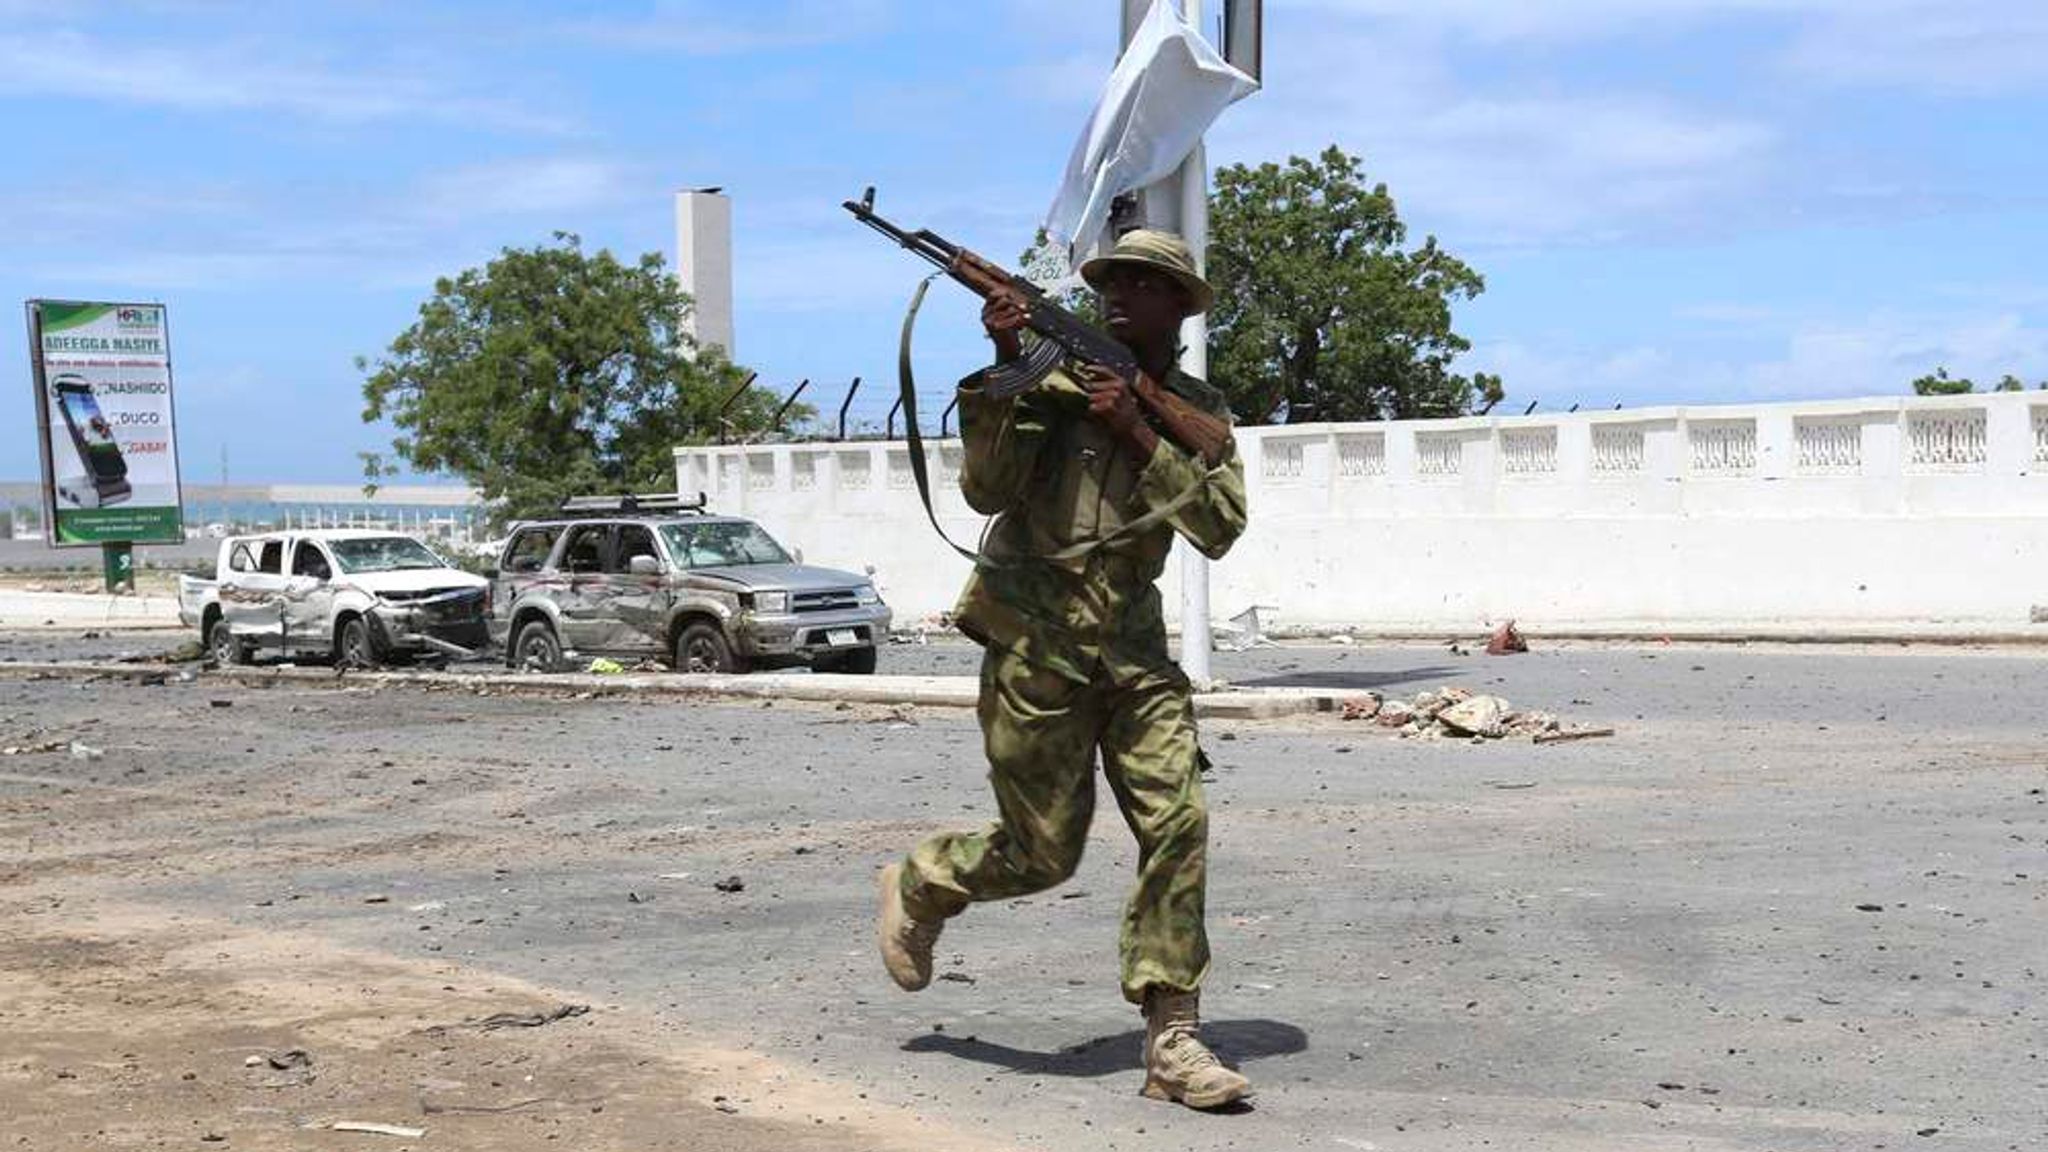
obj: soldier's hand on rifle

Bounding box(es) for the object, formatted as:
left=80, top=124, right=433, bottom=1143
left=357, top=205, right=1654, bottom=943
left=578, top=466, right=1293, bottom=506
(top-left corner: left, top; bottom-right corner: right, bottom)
left=981, top=288, right=1030, bottom=365
left=1079, top=364, right=1160, bottom=458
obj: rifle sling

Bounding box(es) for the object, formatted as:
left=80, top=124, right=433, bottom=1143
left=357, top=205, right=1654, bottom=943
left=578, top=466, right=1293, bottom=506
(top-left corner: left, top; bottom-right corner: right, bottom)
left=896, top=275, right=1211, bottom=573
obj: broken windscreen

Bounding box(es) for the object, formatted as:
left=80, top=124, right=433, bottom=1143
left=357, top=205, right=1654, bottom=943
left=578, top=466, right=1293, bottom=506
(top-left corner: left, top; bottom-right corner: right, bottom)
left=330, top=537, right=448, bottom=573
left=662, top=522, right=791, bottom=568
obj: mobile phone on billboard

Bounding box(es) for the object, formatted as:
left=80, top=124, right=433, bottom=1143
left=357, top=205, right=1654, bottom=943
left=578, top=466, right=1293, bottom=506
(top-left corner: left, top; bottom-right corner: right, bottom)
left=52, top=374, right=133, bottom=504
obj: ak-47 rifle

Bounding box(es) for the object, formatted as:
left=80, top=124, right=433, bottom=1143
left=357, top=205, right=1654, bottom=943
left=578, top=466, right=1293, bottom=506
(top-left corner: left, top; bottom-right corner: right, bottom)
left=844, top=187, right=1233, bottom=467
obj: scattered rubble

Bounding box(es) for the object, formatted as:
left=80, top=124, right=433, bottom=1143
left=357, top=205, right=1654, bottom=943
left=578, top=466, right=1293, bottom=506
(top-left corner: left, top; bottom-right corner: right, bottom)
left=1338, top=685, right=1606, bottom=743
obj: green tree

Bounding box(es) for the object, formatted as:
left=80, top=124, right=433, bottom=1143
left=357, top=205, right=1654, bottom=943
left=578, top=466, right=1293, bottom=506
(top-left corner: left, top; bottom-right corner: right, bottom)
left=1994, top=373, right=2027, bottom=392
left=360, top=234, right=785, bottom=523
left=1208, top=146, right=1502, bottom=424
left=1910, top=368, right=1977, bottom=396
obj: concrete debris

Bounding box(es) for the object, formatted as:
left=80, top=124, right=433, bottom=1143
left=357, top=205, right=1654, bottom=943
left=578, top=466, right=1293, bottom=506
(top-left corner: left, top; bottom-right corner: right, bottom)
left=68, top=741, right=104, bottom=761
left=1487, top=620, right=1530, bottom=655
left=1438, top=695, right=1509, bottom=739
left=1332, top=685, right=1600, bottom=744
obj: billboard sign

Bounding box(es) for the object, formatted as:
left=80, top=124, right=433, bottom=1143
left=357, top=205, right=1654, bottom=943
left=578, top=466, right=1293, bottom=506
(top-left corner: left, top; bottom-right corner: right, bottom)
left=27, top=300, right=185, bottom=546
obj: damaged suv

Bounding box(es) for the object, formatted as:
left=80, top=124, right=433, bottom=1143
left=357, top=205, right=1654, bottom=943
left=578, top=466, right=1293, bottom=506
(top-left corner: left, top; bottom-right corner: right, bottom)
left=489, top=494, right=890, bottom=674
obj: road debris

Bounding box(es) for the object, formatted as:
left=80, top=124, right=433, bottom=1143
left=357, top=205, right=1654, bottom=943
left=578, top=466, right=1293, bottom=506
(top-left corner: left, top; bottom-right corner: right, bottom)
left=587, top=657, right=627, bottom=675
left=68, top=741, right=104, bottom=761
left=1438, top=695, right=1509, bottom=738
left=2, top=739, right=67, bottom=756
left=713, top=875, right=746, bottom=893
left=1339, top=697, right=1380, bottom=722
left=471, top=1003, right=590, bottom=1031
left=330, top=1121, right=426, bottom=1138
left=1333, top=686, right=1609, bottom=744
left=1487, top=620, right=1529, bottom=655
left=1532, top=727, right=1616, bottom=745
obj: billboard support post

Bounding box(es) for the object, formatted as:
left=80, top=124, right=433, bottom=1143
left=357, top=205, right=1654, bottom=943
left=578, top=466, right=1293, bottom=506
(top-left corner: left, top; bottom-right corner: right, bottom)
left=101, top=542, right=133, bottom=593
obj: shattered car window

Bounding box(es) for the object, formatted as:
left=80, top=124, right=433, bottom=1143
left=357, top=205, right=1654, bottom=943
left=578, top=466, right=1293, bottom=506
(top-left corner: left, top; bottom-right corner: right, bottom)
left=661, top=522, right=791, bottom=568
left=330, top=537, right=447, bottom=574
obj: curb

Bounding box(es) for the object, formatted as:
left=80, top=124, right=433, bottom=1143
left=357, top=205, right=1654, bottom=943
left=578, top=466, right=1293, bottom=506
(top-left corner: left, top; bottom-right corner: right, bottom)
left=0, top=661, right=1371, bottom=720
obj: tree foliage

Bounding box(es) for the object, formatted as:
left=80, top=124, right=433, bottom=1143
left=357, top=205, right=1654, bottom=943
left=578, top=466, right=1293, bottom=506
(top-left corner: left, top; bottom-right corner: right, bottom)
left=1208, top=147, right=1502, bottom=424
left=1911, top=367, right=1977, bottom=395
left=360, top=234, right=785, bottom=523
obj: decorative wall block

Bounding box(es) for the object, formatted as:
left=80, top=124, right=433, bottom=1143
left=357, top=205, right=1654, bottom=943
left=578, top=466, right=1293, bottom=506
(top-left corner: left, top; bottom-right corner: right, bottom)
left=1336, top=433, right=1386, bottom=479
left=838, top=451, right=872, bottom=491
left=1416, top=432, right=1463, bottom=477
left=1906, top=410, right=1988, bottom=471
left=746, top=454, right=776, bottom=491
left=1592, top=424, right=1646, bottom=474
left=1262, top=438, right=1307, bottom=482
left=1500, top=426, right=1559, bottom=476
left=718, top=456, right=743, bottom=491
left=1690, top=421, right=1757, bottom=473
left=939, top=445, right=964, bottom=484
left=792, top=453, right=819, bottom=490
left=1795, top=419, right=1862, bottom=473
left=887, top=450, right=914, bottom=489
left=2035, top=407, right=2048, bottom=466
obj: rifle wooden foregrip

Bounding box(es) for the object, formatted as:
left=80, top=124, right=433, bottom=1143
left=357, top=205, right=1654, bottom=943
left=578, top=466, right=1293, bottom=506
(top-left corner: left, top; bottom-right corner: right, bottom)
left=1132, top=377, right=1234, bottom=469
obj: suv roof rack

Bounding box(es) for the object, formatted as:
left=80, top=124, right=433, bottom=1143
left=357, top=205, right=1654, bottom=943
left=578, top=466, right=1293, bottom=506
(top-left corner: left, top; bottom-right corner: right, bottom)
left=558, top=491, right=710, bottom=517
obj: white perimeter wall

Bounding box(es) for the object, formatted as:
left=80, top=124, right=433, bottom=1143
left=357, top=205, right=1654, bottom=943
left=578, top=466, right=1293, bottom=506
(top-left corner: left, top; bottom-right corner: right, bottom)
left=677, top=392, right=2048, bottom=633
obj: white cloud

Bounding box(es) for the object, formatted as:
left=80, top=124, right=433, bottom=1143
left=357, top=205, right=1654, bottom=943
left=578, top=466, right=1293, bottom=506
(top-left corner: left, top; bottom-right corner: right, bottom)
left=1208, top=20, right=1777, bottom=245
left=1296, top=0, right=2048, bottom=94
left=415, top=158, right=639, bottom=221
left=1471, top=311, right=2048, bottom=407
left=0, top=29, right=569, bottom=132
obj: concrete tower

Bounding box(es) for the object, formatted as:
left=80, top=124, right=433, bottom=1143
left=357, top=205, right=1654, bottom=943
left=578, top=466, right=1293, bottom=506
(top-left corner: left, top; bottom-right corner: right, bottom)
left=673, top=188, right=735, bottom=358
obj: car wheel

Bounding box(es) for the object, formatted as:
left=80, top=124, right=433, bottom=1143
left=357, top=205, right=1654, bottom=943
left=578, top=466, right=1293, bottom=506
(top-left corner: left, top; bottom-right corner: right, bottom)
left=512, top=620, right=563, bottom=672
left=816, top=647, right=877, bottom=675
left=336, top=616, right=379, bottom=669
left=207, top=618, right=245, bottom=666
left=673, top=621, right=738, bottom=674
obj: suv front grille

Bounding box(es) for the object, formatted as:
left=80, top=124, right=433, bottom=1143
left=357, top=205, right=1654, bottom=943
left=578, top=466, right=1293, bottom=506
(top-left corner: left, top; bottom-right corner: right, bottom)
left=793, top=590, right=860, bottom=613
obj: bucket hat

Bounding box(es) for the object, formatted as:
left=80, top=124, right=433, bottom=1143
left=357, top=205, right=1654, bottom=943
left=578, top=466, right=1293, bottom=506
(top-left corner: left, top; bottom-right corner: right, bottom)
left=1079, top=229, right=1213, bottom=315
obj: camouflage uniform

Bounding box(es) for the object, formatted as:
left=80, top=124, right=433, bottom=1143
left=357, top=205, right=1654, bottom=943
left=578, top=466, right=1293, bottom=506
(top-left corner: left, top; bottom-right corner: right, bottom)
left=897, top=365, right=1247, bottom=1004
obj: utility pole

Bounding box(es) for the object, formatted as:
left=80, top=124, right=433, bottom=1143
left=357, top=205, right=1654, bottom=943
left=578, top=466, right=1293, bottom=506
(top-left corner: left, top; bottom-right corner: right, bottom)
left=1116, top=0, right=1259, bottom=686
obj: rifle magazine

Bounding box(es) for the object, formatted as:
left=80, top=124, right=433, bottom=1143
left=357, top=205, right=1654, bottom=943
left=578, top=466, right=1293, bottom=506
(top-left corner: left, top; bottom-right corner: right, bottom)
left=985, top=339, right=1064, bottom=399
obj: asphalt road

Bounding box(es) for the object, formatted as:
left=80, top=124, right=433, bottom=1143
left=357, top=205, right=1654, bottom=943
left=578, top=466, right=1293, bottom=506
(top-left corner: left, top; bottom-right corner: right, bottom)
left=2, top=636, right=2044, bottom=1150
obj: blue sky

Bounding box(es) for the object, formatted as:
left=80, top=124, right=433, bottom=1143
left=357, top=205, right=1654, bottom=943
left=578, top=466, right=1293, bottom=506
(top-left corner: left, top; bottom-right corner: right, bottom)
left=4, top=0, right=2044, bottom=483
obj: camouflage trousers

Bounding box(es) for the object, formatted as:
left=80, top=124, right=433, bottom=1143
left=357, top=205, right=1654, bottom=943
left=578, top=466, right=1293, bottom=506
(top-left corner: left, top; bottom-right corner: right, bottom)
left=898, top=646, right=1210, bottom=1005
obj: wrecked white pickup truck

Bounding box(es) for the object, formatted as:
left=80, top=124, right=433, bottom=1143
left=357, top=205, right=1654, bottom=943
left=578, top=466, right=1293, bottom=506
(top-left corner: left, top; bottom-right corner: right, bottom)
left=178, top=530, right=489, bottom=667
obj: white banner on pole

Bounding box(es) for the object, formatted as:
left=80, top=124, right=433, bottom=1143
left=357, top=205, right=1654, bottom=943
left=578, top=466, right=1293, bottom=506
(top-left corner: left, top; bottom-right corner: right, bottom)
left=1043, top=0, right=1257, bottom=267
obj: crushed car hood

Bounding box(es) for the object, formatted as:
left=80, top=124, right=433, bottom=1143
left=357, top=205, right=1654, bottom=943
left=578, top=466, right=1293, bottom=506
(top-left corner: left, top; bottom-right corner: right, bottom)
left=684, top=563, right=867, bottom=592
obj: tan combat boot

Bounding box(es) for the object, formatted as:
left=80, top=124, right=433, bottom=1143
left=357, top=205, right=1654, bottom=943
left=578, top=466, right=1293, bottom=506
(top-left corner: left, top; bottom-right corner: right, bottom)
left=1141, top=989, right=1252, bottom=1110
left=876, top=862, right=943, bottom=991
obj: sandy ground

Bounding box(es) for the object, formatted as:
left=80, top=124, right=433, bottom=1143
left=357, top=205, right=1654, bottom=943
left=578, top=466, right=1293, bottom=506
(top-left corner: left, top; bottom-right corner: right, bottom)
left=2, top=640, right=2045, bottom=1150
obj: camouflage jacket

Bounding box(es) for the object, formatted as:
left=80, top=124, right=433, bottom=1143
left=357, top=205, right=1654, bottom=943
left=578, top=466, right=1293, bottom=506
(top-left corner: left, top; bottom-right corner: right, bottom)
left=950, top=363, right=1248, bottom=684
